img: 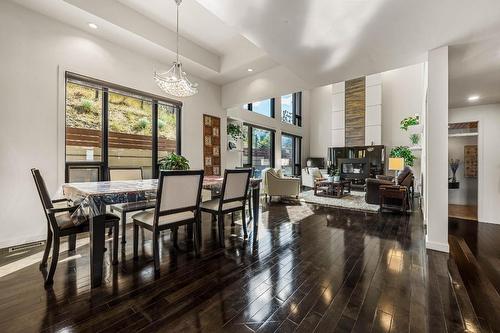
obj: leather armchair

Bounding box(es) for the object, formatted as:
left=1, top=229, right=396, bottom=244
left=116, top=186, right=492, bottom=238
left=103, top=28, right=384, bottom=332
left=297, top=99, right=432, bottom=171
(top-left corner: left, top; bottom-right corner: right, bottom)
left=262, top=168, right=301, bottom=201
left=365, top=166, right=414, bottom=204
left=365, top=178, right=394, bottom=204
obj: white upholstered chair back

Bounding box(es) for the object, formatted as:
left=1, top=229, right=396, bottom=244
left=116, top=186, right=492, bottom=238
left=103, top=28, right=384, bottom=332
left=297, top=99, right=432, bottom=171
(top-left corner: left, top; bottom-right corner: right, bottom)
left=109, top=168, right=143, bottom=181
left=157, top=170, right=204, bottom=214
left=222, top=169, right=251, bottom=202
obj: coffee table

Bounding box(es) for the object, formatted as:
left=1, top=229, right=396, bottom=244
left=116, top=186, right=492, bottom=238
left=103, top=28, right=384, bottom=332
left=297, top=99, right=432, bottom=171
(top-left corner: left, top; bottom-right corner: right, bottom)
left=314, top=179, right=351, bottom=197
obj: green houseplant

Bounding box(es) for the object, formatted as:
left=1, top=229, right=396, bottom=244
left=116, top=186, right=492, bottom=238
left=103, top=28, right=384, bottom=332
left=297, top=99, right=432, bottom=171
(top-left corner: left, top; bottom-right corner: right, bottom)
left=400, top=115, right=420, bottom=131
left=409, top=133, right=420, bottom=146
left=158, top=153, right=190, bottom=170
left=227, top=123, right=245, bottom=141
left=390, top=146, right=416, bottom=166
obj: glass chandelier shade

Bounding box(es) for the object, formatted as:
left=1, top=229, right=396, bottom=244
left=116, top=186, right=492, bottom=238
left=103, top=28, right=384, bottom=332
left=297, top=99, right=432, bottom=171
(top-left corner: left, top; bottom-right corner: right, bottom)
left=154, top=0, right=198, bottom=97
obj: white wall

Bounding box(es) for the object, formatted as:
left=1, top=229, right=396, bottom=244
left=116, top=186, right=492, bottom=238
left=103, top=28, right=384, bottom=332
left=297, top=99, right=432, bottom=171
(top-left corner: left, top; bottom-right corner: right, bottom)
left=381, top=63, right=426, bottom=189
left=449, top=104, right=500, bottom=224
left=221, top=65, right=310, bottom=109
left=448, top=136, right=478, bottom=206
left=425, top=46, right=449, bottom=253
left=308, top=63, right=426, bottom=186
left=0, top=1, right=225, bottom=248
left=225, top=92, right=310, bottom=170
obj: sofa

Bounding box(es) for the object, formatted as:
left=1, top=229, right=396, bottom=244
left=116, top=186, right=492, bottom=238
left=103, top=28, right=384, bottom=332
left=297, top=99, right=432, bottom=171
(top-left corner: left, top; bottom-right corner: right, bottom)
left=301, top=167, right=327, bottom=188
left=262, top=168, right=301, bottom=201
left=365, top=166, right=414, bottom=205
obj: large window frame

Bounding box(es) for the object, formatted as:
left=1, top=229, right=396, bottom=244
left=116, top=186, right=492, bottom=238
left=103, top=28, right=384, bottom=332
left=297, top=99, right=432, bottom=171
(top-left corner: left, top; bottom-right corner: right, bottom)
left=245, top=98, right=276, bottom=118
left=280, top=92, right=302, bottom=126
left=242, top=123, right=275, bottom=174
left=281, top=132, right=302, bottom=176
left=64, top=72, right=182, bottom=181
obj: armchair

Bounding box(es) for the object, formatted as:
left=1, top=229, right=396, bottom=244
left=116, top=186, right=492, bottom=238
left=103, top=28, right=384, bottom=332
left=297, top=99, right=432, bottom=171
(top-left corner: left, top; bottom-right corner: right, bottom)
left=262, top=168, right=301, bottom=202
left=365, top=166, right=414, bottom=205
left=301, top=167, right=325, bottom=188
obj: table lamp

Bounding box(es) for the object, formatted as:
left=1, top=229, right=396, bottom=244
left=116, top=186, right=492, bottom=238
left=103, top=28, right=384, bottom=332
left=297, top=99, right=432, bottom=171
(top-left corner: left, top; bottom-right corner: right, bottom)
left=388, top=157, right=405, bottom=185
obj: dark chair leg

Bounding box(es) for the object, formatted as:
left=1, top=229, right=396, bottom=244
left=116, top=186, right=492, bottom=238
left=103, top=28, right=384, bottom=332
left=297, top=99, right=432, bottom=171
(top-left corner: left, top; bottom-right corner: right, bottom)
left=153, top=231, right=160, bottom=273
left=231, top=212, right=235, bottom=226
left=197, top=218, right=202, bottom=246
left=193, top=221, right=200, bottom=257
left=218, top=213, right=225, bottom=248
left=242, top=208, right=248, bottom=238
left=112, top=222, right=118, bottom=265
left=68, top=234, right=77, bottom=252
left=121, top=211, right=127, bottom=244
left=107, top=226, right=113, bottom=236
left=133, top=223, right=139, bottom=260
left=173, top=227, right=179, bottom=248
left=248, top=195, right=253, bottom=220
left=40, top=228, right=53, bottom=270
left=45, top=236, right=60, bottom=285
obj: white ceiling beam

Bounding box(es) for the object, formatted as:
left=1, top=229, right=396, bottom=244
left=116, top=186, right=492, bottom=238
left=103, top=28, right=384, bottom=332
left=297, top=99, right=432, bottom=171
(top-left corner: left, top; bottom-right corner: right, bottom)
left=64, top=0, right=220, bottom=72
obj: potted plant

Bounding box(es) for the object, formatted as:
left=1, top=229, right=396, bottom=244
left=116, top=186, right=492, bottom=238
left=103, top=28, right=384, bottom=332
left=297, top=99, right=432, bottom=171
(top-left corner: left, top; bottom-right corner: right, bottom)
left=333, top=169, right=341, bottom=182
left=400, top=115, right=420, bottom=131
left=158, top=153, right=190, bottom=170
left=409, top=133, right=420, bottom=146
left=389, top=146, right=416, bottom=166
left=449, top=159, right=460, bottom=182
left=227, top=123, right=244, bottom=141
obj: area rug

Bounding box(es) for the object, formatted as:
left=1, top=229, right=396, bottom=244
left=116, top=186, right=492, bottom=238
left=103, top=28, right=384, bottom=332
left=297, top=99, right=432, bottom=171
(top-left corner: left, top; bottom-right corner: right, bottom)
left=299, top=190, right=379, bottom=213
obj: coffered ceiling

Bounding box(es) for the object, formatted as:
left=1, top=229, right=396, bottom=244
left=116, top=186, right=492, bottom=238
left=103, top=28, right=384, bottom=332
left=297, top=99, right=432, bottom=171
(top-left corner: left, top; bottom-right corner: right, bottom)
left=197, top=0, right=500, bottom=86
left=449, top=34, right=500, bottom=108
left=9, top=0, right=500, bottom=91
left=9, top=0, right=277, bottom=85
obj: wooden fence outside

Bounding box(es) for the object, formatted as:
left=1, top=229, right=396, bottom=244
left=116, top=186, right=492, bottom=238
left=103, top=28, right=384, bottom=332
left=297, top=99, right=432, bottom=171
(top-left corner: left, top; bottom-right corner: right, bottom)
left=66, top=127, right=176, bottom=152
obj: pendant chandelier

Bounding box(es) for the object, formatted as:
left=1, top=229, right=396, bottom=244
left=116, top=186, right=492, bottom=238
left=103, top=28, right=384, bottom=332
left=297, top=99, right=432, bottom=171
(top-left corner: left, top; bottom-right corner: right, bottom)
left=154, top=0, right=198, bottom=97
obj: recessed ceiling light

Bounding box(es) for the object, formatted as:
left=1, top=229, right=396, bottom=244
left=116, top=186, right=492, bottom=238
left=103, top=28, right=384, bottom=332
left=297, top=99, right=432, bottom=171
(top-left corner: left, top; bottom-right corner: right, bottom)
left=88, top=23, right=98, bottom=29
left=468, top=95, right=480, bottom=102
left=247, top=68, right=254, bottom=72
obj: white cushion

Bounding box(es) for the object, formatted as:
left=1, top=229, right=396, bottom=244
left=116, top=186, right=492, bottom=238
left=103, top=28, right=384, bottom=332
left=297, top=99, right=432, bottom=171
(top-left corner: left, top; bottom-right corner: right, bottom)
left=201, top=198, right=244, bottom=212
left=132, top=210, right=195, bottom=226
left=308, top=167, right=322, bottom=179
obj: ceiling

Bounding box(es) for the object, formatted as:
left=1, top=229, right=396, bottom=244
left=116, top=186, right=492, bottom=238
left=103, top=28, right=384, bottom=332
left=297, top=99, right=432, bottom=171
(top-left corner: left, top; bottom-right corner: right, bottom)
left=10, top=0, right=277, bottom=85
left=449, top=34, right=500, bottom=108
left=196, top=0, right=500, bottom=86
left=9, top=0, right=500, bottom=91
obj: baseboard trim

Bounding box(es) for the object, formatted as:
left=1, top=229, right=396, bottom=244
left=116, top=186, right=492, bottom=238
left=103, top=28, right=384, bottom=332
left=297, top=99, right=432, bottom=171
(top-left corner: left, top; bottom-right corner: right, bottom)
left=426, top=240, right=449, bottom=253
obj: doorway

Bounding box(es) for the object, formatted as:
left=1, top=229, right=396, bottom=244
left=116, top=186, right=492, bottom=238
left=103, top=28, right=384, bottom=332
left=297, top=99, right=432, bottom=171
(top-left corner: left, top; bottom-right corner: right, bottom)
left=448, top=122, right=478, bottom=221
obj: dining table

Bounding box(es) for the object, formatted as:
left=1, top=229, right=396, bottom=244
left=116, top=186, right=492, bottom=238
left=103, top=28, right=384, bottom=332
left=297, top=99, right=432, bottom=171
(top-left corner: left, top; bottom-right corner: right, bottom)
left=60, top=175, right=262, bottom=288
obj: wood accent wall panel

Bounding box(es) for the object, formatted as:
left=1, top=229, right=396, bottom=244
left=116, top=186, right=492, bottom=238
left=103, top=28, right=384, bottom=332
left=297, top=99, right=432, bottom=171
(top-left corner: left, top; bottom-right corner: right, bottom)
left=345, top=77, right=366, bottom=147
left=464, top=145, right=478, bottom=178
left=203, top=114, right=221, bottom=176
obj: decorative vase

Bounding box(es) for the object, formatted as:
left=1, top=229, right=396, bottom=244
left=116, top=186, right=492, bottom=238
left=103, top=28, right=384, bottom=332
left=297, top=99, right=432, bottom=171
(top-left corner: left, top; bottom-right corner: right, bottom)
left=327, top=176, right=334, bottom=182
left=333, top=175, right=340, bottom=182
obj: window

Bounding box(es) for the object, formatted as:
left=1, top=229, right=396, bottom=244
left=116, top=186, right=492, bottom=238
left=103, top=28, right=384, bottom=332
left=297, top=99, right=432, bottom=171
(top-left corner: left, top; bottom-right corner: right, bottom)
left=242, top=124, right=275, bottom=178
left=245, top=98, right=275, bottom=118
left=281, top=133, right=302, bottom=176
left=65, top=72, right=181, bottom=181
left=281, top=92, right=302, bottom=126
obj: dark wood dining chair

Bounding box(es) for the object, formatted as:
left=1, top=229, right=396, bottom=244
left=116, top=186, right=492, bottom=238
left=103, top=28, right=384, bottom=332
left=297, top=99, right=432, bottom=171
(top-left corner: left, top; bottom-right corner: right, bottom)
left=132, top=170, right=204, bottom=274
left=108, top=167, right=156, bottom=243
left=31, top=168, right=120, bottom=286
left=235, top=166, right=255, bottom=221
left=201, top=169, right=252, bottom=247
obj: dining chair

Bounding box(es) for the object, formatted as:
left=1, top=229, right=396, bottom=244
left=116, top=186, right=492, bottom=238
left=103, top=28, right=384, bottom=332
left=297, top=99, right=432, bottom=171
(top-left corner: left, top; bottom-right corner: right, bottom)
left=131, top=170, right=204, bottom=274
left=235, top=166, right=255, bottom=222
left=31, top=168, right=120, bottom=286
left=108, top=167, right=156, bottom=243
left=201, top=169, right=252, bottom=247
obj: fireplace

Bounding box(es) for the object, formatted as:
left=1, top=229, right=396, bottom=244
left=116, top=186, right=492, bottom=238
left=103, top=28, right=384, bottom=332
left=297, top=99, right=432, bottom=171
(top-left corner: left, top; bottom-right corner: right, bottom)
left=338, top=158, right=369, bottom=186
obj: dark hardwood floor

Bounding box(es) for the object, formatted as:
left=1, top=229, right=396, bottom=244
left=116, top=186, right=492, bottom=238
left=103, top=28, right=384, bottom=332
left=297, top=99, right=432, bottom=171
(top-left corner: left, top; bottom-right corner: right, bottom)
left=0, top=200, right=484, bottom=333
left=449, top=218, right=500, bottom=332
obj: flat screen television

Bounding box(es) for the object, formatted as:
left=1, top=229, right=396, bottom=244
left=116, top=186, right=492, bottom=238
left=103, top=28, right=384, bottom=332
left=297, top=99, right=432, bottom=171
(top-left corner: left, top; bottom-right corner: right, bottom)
left=306, top=157, right=325, bottom=169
